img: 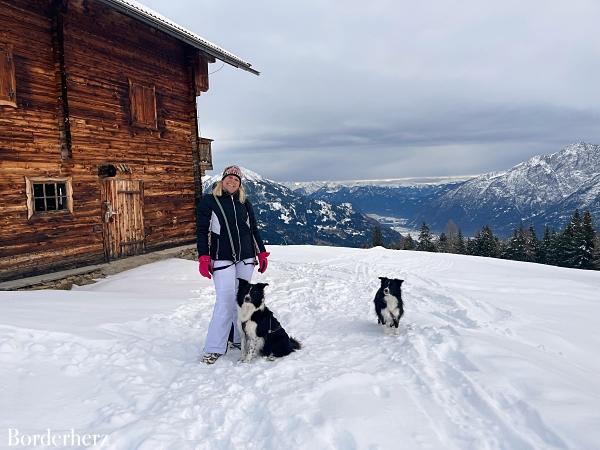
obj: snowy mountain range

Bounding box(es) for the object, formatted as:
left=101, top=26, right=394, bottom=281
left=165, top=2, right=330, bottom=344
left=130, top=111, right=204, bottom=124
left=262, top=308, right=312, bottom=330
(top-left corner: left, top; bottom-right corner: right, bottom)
left=203, top=143, right=599, bottom=242
left=425, top=142, right=600, bottom=236
left=202, top=169, right=401, bottom=247
left=283, top=175, right=476, bottom=196
left=300, top=183, right=462, bottom=233
left=289, top=142, right=600, bottom=237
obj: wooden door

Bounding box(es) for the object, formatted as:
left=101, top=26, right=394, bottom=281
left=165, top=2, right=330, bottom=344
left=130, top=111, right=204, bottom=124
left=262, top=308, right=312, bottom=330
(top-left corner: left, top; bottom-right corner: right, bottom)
left=101, top=179, right=145, bottom=259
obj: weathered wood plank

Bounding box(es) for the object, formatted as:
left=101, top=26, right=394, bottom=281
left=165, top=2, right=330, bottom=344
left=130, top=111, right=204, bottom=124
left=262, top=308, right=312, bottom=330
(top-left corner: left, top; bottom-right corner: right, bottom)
left=0, top=0, right=204, bottom=281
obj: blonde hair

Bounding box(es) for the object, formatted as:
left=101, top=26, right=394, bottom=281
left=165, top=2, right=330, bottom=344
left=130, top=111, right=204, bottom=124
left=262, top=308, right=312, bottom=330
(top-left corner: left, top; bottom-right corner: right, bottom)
left=212, top=180, right=247, bottom=203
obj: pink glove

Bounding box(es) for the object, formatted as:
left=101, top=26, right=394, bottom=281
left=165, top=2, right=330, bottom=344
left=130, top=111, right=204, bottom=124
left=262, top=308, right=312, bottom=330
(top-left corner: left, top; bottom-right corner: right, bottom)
left=257, top=251, right=270, bottom=273
left=198, top=255, right=212, bottom=279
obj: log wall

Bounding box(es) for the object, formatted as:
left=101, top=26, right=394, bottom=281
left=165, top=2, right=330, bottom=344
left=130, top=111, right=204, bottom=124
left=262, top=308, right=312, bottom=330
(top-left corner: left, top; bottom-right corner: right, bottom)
left=0, top=0, right=203, bottom=281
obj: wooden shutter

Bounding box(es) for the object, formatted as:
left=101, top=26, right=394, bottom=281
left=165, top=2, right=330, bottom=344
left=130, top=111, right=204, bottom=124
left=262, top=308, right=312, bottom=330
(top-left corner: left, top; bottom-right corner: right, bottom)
left=0, top=44, right=17, bottom=107
left=194, top=53, right=209, bottom=94
left=142, top=85, right=157, bottom=128
left=129, top=79, right=157, bottom=129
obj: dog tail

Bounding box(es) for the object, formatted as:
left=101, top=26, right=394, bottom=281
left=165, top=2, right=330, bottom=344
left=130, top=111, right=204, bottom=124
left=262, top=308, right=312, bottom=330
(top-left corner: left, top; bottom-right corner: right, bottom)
left=290, top=337, right=301, bottom=350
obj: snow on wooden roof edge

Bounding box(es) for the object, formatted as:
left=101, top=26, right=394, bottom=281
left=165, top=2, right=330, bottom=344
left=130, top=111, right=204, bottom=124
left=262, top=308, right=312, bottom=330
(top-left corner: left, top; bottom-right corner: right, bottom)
left=97, top=0, right=260, bottom=75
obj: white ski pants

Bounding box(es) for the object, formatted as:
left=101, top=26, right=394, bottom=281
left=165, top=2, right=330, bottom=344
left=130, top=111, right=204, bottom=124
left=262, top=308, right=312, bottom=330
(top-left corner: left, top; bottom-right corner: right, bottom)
left=203, top=258, right=255, bottom=354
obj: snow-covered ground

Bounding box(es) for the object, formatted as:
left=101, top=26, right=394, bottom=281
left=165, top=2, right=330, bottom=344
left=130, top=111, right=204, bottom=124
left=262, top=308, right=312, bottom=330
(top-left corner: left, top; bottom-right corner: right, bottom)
left=1, top=246, right=599, bottom=449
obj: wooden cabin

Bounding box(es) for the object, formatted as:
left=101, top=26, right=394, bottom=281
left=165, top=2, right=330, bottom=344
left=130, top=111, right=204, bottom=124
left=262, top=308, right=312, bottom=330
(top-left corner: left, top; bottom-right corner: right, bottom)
left=0, top=0, right=258, bottom=281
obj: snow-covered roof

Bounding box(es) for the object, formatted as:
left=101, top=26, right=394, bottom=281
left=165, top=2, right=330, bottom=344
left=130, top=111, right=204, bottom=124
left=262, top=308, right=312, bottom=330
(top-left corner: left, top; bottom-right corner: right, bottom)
left=97, top=0, right=259, bottom=75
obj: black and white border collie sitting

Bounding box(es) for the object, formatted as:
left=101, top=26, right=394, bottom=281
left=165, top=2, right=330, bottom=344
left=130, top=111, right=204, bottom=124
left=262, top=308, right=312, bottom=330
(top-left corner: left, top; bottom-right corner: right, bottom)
left=236, top=279, right=301, bottom=362
left=374, top=277, right=404, bottom=330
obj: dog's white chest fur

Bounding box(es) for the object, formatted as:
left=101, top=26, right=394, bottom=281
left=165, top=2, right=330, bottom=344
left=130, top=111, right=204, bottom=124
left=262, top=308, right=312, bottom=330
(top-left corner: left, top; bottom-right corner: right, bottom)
left=239, top=302, right=256, bottom=324
left=237, top=301, right=264, bottom=361
left=382, top=294, right=400, bottom=323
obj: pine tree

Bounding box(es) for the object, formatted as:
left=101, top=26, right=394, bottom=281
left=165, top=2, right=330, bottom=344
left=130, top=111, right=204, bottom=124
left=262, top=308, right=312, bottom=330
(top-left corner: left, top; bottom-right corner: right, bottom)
left=525, top=226, right=540, bottom=262
left=372, top=225, right=383, bottom=248
left=497, top=239, right=509, bottom=260
left=593, top=235, right=600, bottom=270
left=482, top=225, right=500, bottom=257
left=503, top=225, right=539, bottom=262
left=470, top=225, right=499, bottom=258
left=559, top=209, right=585, bottom=268
left=445, top=220, right=459, bottom=252
left=466, top=236, right=476, bottom=255
left=401, top=235, right=416, bottom=250
left=495, top=211, right=597, bottom=270
left=557, top=212, right=575, bottom=267
left=581, top=211, right=596, bottom=270
left=416, top=222, right=436, bottom=252
left=503, top=226, right=527, bottom=261
left=539, top=225, right=553, bottom=265
left=437, top=232, right=449, bottom=253
left=455, top=229, right=466, bottom=254
left=550, top=227, right=562, bottom=266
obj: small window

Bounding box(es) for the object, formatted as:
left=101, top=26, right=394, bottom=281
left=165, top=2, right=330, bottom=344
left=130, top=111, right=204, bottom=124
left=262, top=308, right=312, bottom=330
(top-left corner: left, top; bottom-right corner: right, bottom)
left=129, top=79, right=157, bottom=129
left=26, top=177, right=73, bottom=219
left=0, top=44, right=17, bottom=107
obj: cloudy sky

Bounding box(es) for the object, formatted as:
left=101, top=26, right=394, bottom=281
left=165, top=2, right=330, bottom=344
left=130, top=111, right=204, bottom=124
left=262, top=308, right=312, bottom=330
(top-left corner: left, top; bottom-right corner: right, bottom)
left=141, top=0, right=600, bottom=181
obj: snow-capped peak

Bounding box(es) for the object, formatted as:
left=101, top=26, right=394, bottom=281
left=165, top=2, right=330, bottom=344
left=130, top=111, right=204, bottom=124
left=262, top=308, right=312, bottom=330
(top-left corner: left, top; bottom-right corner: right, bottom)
left=237, top=167, right=266, bottom=182
left=429, top=142, right=600, bottom=235
left=202, top=166, right=271, bottom=185
left=200, top=167, right=402, bottom=247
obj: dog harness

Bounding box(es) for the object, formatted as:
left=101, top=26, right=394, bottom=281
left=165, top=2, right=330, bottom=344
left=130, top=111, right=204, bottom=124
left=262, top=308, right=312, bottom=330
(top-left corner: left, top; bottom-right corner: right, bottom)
left=268, top=316, right=282, bottom=334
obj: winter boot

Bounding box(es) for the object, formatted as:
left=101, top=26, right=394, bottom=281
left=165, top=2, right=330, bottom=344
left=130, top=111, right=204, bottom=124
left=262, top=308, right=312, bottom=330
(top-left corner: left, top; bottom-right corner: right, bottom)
left=201, top=353, right=222, bottom=365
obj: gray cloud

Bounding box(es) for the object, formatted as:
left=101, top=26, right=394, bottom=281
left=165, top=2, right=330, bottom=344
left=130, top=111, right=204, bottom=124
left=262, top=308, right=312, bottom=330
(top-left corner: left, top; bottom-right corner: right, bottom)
left=143, top=0, right=600, bottom=181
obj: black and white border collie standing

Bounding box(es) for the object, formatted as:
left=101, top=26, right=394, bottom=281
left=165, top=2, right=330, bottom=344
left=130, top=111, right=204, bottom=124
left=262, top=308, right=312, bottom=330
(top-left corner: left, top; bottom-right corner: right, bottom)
left=373, top=277, right=404, bottom=330
left=236, top=279, right=301, bottom=362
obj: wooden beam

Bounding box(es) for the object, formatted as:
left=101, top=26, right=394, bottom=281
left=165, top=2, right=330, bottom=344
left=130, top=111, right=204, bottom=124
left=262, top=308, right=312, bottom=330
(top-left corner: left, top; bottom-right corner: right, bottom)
left=194, top=51, right=209, bottom=94
left=187, top=47, right=203, bottom=201
left=51, top=0, right=72, bottom=160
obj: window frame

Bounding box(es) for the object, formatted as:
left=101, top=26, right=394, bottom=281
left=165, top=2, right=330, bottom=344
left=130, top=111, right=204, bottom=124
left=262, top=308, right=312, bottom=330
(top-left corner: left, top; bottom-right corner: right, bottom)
left=25, top=177, right=74, bottom=219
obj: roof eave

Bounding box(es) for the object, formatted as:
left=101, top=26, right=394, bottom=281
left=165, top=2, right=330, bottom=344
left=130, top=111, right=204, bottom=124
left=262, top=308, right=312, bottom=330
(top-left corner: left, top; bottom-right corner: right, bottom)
left=96, top=0, right=260, bottom=76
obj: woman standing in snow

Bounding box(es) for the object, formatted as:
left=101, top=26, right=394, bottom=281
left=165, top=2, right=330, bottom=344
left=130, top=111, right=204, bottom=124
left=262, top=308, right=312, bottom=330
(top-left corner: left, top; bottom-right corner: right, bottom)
left=196, top=165, right=270, bottom=364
